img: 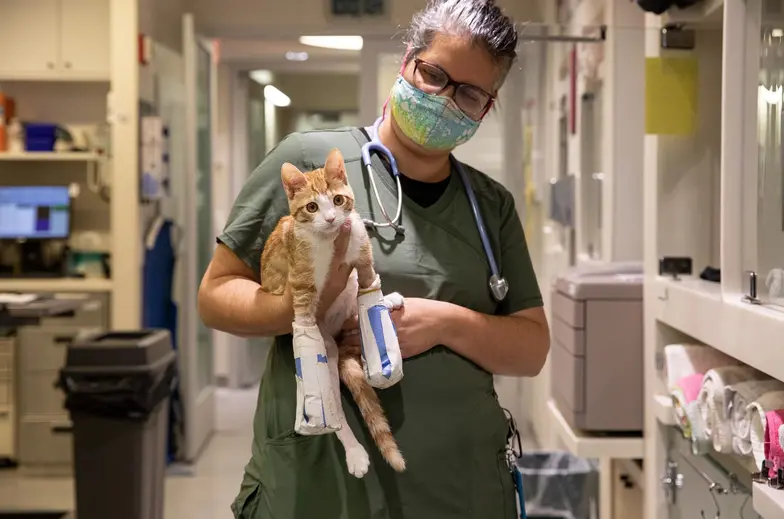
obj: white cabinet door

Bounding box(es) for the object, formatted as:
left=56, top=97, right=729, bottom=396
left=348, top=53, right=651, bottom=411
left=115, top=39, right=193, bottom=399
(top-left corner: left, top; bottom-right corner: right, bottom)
left=59, top=0, right=110, bottom=78
left=0, top=0, right=59, bottom=76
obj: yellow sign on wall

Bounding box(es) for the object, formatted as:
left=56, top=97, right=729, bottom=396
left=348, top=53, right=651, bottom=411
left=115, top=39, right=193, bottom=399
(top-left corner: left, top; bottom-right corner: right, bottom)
left=645, top=57, right=698, bottom=135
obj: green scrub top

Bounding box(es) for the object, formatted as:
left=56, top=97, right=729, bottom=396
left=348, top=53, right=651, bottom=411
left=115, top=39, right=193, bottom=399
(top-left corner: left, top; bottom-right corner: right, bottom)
left=218, top=128, right=543, bottom=519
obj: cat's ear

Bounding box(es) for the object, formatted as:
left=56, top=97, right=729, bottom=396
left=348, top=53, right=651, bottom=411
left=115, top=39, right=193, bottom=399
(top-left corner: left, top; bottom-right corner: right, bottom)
left=324, top=148, right=347, bottom=185
left=281, top=163, right=308, bottom=199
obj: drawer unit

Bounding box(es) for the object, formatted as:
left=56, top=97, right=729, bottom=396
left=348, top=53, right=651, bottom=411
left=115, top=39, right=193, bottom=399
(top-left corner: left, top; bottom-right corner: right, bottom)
left=16, top=325, right=101, bottom=469
left=17, top=417, right=73, bottom=466
left=550, top=263, right=644, bottom=432
left=0, top=337, right=15, bottom=459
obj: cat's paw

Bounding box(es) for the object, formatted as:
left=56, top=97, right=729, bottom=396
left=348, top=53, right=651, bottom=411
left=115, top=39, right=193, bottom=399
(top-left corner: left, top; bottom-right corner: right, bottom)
left=345, top=444, right=370, bottom=478
left=383, top=292, right=405, bottom=311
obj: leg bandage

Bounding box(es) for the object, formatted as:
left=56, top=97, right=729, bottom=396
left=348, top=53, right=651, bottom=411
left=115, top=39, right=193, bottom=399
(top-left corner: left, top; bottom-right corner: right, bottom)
left=357, top=275, right=404, bottom=389
left=293, top=323, right=341, bottom=435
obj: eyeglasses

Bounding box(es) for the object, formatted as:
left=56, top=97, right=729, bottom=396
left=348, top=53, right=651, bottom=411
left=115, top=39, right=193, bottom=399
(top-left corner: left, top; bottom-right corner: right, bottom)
left=411, top=58, right=495, bottom=121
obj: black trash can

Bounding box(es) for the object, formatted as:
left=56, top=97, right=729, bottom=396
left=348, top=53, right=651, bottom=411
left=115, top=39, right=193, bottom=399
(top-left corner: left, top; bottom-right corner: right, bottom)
left=517, top=451, right=599, bottom=519
left=57, top=330, right=176, bottom=519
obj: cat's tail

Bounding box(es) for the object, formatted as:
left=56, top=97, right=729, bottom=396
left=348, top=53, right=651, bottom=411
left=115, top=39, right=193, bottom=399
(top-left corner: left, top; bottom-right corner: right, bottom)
left=339, top=355, right=406, bottom=472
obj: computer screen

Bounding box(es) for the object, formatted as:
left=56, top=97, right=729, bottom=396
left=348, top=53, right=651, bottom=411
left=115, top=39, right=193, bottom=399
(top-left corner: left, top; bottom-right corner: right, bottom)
left=0, top=186, right=71, bottom=240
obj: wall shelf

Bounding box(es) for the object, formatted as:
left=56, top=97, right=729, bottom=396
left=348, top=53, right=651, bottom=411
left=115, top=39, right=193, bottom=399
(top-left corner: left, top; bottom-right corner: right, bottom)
left=547, top=399, right=644, bottom=460
left=653, top=276, right=724, bottom=347
left=0, top=152, right=101, bottom=162
left=654, top=279, right=784, bottom=384
left=0, top=278, right=112, bottom=293
left=753, top=483, right=784, bottom=519
left=652, top=394, right=675, bottom=426
left=664, top=0, right=723, bottom=24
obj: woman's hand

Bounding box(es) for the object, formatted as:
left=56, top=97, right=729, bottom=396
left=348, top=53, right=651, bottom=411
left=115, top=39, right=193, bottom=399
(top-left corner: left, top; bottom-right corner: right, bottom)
left=339, top=298, right=448, bottom=358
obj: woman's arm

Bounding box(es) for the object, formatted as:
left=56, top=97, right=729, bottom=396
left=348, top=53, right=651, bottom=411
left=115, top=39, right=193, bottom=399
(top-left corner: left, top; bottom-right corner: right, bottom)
left=439, top=304, right=550, bottom=377
left=198, top=244, right=294, bottom=337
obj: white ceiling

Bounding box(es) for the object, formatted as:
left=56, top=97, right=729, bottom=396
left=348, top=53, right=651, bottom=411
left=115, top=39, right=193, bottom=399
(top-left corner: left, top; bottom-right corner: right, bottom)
left=220, top=38, right=362, bottom=73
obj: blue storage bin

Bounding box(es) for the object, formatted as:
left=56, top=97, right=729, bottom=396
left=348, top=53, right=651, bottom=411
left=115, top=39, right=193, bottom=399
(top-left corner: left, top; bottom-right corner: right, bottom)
left=24, top=123, right=58, bottom=152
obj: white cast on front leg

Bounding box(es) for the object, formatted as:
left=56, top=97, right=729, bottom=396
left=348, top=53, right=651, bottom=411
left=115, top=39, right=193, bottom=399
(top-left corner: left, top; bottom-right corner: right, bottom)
left=357, top=275, right=404, bottom=389
left=292, top=323, right=341, bottom=435
left=322, top=330, right=370, bottom=478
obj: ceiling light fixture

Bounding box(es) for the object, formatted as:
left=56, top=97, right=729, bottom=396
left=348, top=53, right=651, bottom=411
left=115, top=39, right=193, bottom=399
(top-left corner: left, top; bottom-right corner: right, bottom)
left=298, top=35, right=363, bottom=51
left=285, top=51, right=309, bottom=61
left=249, top=69, right=273, bottom=85
left=264, top=85, right=291, bottom=107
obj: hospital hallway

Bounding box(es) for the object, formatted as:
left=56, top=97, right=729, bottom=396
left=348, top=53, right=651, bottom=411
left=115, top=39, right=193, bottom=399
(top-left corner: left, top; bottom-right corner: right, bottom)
left=0, top=387, right=260, bottom=519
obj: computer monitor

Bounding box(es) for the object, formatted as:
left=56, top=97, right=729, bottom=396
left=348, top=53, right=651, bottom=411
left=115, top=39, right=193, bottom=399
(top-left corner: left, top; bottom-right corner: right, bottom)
left=0, top=186, right=71, bottom=240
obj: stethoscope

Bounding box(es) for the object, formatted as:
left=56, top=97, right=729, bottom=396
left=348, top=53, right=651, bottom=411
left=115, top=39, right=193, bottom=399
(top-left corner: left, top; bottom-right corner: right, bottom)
left=360, top=117, right=509, bottom=303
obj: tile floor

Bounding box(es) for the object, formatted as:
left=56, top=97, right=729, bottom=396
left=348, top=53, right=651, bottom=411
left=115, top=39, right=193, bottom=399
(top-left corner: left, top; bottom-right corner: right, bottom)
left=0, top=386, right=539, bottom=518
left=0, top=387, right=258, bottom=519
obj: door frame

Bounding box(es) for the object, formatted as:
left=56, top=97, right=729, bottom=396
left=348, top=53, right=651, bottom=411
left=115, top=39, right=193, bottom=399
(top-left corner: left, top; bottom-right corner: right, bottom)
left=182, top=12, right=216, bottom=461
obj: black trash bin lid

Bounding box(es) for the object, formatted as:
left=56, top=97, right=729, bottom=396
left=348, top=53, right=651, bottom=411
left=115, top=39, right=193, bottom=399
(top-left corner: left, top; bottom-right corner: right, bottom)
left=62, top=329, right=174, bottom=373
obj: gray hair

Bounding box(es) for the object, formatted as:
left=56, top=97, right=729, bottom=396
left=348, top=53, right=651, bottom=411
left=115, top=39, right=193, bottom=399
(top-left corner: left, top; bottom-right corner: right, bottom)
left=404, top=0, right=518, bottom=88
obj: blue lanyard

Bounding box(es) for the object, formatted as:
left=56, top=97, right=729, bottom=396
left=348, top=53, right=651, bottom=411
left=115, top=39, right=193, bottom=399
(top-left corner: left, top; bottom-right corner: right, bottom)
left=504, top=408, right=527, bottom=518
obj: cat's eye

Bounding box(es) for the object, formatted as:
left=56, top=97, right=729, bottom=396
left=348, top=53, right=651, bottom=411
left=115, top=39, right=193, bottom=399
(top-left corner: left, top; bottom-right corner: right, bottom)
left=333, top=195, right=345, bottom=206
left=306, top=202, right=319, bottom=213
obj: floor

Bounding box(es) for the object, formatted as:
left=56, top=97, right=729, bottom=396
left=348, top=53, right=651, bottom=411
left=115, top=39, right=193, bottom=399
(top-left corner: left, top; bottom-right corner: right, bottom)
left=0, top=386, right=539, bottom=518
left=0, top=387, right=258, bottom=519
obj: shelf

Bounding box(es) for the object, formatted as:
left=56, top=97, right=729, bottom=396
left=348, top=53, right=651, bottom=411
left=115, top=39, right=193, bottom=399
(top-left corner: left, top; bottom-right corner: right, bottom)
left=547, top=399, right=644, bottom=460
left=654, top=275, right=784, bottom=384
left=0, top=151, right=101, bottom=162
left=664, top=0, right=723, bottom=24
left=653, top=393, right=676, bottom=426
left=653, top=276, right=724, bottom=348
left=754, top=483, right=784, bottom=519
left=0, top=278, right=112, bottom=293
left=719, top=298, right=784, bottom=384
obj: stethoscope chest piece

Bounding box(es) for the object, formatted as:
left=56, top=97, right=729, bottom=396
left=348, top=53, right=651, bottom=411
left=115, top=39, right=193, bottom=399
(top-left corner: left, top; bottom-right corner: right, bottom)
left=489, top=274, right=509, bottom=302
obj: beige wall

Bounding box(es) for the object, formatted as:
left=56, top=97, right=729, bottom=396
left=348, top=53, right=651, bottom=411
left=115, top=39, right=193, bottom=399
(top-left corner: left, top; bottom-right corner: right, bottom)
left=139, top=0, right=186, bottom=52
left=276, top=73, right=359, bottom=112
left=271, top=73, right=359, bottom=136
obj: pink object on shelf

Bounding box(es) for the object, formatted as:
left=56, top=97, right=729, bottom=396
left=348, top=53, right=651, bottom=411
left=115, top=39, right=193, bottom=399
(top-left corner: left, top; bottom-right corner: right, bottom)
left=764, top=409, right=784, bottom=478
left=677, top=373, right=705, bottom=403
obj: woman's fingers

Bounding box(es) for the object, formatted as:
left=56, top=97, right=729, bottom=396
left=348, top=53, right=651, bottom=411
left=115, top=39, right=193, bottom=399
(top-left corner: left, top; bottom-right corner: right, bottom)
left=331, top=221, right=352, bottom=273
left=342, top=314, right=359, bottom=331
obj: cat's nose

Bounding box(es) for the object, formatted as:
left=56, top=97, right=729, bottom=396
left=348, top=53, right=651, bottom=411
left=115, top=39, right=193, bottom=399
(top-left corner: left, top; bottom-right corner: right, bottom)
left=325, top=215, right=335, bottom=223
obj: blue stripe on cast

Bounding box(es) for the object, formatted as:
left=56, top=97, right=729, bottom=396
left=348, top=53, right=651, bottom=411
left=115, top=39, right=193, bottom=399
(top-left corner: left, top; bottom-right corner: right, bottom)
left=295, top=357, right=303, bottom=379
left=367, top=304, right=393, bottom=379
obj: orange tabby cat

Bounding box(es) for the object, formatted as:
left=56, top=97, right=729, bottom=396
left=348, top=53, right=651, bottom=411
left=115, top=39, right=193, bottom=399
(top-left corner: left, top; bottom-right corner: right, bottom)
left=260, top=148, right=405, bottom=477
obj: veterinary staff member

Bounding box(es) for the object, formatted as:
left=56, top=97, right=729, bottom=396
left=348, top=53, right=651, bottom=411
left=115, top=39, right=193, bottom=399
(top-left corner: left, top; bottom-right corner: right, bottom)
left=198, top=0, right=550, bottom=517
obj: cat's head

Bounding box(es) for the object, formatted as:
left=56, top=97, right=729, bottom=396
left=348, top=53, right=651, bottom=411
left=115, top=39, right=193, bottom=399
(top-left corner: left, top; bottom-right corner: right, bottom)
left=280, top=148, right=355, bottom=234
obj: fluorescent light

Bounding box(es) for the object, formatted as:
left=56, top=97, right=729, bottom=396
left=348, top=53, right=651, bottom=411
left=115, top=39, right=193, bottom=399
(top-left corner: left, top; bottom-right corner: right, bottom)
left=264, top=85, right=291, bottom=107
left=760, top=84, right=783, bottom=105
left=285, top=51, right=309, bottom=61
left=773, top=28, right=784, bottom=38
left=250, top=69, right=273, bottom=85
left=298, top=35, right=363, bottom=51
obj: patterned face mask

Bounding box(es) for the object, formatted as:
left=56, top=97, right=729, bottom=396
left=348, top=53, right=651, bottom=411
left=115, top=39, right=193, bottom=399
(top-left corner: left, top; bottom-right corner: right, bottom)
left=389, top=75, right=481, bottom=151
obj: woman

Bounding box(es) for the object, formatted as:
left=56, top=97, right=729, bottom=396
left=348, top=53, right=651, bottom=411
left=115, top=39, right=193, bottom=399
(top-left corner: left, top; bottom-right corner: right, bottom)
left=198, top=1, right=550, bottom=517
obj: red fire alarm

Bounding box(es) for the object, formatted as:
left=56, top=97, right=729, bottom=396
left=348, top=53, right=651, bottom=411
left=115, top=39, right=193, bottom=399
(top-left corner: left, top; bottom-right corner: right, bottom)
left=138, top=34, right=153, bottom=66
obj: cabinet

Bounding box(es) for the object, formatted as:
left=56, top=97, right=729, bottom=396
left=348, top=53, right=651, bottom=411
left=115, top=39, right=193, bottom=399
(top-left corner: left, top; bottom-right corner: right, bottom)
left=0, top=0, right=110, bottom=81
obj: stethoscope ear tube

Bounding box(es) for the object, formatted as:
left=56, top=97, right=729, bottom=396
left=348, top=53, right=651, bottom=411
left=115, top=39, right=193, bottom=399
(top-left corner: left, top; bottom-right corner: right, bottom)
left=362, top=118, right=505, bottom=301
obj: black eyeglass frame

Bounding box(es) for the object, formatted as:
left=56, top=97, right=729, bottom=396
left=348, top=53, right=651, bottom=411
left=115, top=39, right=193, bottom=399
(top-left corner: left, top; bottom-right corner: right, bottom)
left=411, top=58, right=496, bottom=120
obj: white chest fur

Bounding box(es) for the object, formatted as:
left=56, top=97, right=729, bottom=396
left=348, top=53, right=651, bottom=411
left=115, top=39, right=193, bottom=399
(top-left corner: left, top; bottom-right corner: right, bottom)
left=298, top=213, right=367, bottom=294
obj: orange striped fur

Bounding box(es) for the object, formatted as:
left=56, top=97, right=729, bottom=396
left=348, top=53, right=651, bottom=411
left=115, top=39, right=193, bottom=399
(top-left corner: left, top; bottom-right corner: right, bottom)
left=260, top=148, right=405, bottom=473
